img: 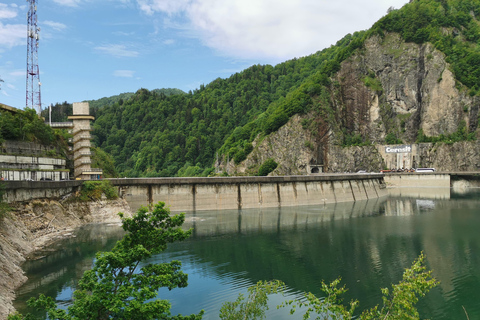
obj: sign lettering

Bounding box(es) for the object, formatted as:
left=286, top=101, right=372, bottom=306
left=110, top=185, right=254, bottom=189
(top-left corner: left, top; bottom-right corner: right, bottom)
left=385, top=145, right=412, bottom=153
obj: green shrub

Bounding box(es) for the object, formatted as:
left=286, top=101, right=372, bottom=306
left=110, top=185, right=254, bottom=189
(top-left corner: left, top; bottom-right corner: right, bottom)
left=244, top=143, right=253, bottom=155
left=234, top=149, right=246, bottom=164
left=91, top=147, right=118, bottom=178
left=46, top=150, right=57, bottom=157
left=283, top=91, right=311, bottom=117
left=342, top=133, right=371, bottom=147
left=228, top=147, right=238, bottom=158
left=304, top=140, right=315, bottom=151
left=0, top=181, right=10, bottom=219
left=258, top=158, right=278, bottom=176
left=264, top=110, right=289, bottom=134
left=201, top=167, right=215, bottom=177
left=362, top=73, right=383, bottom=93
left=79, top=180, right=118, bottom=201
left=385, top=132, right=402, bottom=145
left=177, top=164, right=203, bottom=177
left=416, top=122, right=476, bottom=144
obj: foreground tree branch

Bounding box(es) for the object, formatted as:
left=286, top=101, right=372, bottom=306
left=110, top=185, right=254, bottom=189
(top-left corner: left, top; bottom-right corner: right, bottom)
left=222, top=253, right=438, bottom=320
left=9, top=202, right=204, bottom=320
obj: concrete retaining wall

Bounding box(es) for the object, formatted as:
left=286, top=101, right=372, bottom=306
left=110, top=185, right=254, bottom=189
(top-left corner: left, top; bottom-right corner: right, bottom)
left=109, top=174, right=387, bottom=212
left=1, top=141, right=58, bottom=157
left=3, top=181, right=82, bottom=202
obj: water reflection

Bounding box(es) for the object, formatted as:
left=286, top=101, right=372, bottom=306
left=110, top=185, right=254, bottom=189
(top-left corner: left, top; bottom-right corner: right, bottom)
left=14, top=190, right=480, bottom=320
left=388, top=186, right=451, bottom=199
left=183, top=198, right=386, bottom=237
left=15, top=224, right=125, bottom=312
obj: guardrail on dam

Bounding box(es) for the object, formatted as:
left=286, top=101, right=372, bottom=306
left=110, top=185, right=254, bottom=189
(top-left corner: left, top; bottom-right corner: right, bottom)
left=108, top=174, right=387, bottom=212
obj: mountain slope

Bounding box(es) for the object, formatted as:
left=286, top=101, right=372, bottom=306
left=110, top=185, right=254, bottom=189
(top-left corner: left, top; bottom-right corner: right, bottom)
left=83, top=0, right=480, bottom=176
left=222, top=0, right=480, bottom=174
left=90, top=35, right=362, bottom=177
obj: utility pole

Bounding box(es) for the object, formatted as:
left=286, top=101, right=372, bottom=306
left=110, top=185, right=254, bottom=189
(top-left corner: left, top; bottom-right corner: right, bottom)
left=26, top=0, right=42, bottom=114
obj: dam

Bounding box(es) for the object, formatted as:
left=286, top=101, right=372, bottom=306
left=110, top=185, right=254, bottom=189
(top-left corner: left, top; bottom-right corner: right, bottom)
left=108, top=174, right=387, bottom=212
left=8, top=172, right=478, bottom=211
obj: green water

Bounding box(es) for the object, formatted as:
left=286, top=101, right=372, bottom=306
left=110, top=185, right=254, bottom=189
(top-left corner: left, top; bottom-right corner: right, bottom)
left=14, top=190, right=480, bottom=319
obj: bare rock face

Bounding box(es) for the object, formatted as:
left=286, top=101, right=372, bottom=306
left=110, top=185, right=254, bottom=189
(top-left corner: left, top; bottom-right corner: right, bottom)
left=233, top=115, right=313, bottom=175
left=327, top=145, right=384, bottom=173
left=417, top=142, right=480, bottom=171
left=350, top=34, right=476, bottom=141
left=330, top=34, right=473, bottom=143
left=230, top=114, right=386, bottom=175
left=0, top=198, right=133, bottom=320
left=0, top=217, right=31, bottom=319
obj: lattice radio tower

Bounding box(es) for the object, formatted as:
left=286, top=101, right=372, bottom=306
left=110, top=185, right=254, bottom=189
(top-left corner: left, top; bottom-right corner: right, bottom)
left=26, top=0, right=42, bottom=113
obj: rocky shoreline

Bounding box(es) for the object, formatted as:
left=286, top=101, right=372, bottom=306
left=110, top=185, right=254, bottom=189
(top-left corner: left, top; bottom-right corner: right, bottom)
left=0, top=198, right=133, bottom=320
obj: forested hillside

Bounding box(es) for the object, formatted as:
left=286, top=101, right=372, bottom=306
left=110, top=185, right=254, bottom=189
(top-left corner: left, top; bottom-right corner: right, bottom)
left=90, top=34, right=362, bottom=177
left=40, top=89, right=185, bottom=123
left=51, top=0, right=480, bottom=177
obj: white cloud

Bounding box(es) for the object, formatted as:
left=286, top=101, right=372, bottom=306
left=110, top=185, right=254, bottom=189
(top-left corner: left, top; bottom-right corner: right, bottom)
left=94, top=44, right=139, bottom=58
left=51, top=0, right=131, bottom=8
left=0, top=23, right=25, bottom=48
left=137, top=0, right=408, bottom=60
left=52, top=0, right=83, bottom=7
left=43, top=20, right=67, bottom=31
left=9, top=70, right=26, bottom=77
left=114, top=31, right=135, bottom=36
left=109, top=0, right=133, bottom=4
left=163, top=39, right=175, bottom=45
left=113, top=70, right=135, bottom=77
left=0, top=3, right=17, bottom=19
left=137, top=0, right=190, bottom=15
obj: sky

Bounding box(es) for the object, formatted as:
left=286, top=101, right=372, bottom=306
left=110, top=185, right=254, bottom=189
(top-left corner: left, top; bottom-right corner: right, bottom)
left=0, top=0, right=408, bottom=110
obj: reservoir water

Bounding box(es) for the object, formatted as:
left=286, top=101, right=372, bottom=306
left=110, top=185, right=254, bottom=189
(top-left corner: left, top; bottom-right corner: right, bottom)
left=14, top=188, right=480, bottom=319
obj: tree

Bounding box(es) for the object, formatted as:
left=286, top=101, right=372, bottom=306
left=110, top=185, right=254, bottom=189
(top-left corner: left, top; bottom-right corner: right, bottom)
left=258, top=158, right=278, bottom=176
left=219, top=280, right=285, bottom=320
left=91, top=146, right=119, bottom=178
left=9, top=202, right=204, bottom=320
left=221, top=253, right=438, bottom=320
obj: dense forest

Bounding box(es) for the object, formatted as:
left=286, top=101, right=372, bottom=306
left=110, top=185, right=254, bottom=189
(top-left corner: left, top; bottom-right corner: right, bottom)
left=40, top=88, right=185, bottom=123
left=91, top=42, right=353, bottom=177
left=0, top=108, right=63, bottom=147
left=44, top=0, right=480, bottom=177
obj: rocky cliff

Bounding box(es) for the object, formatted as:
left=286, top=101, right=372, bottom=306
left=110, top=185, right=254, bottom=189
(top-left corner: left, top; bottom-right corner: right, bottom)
left=339, top=33, right=478, bottom=142
left=227, top=33, right=480, bottom=175
left=0, top=199, right=132, bottom=320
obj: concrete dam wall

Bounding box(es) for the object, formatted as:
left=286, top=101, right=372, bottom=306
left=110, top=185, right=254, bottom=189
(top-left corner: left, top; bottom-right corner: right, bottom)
left=109, top=174, right=387, bottom=212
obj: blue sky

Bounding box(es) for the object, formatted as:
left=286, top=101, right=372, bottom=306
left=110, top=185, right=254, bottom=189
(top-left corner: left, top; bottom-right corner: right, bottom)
left=1, top=0, right=408, bottom=110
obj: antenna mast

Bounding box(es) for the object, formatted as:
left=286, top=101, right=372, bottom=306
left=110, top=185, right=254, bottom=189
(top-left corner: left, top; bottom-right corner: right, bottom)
left=26, top=0, right=42, bottom=113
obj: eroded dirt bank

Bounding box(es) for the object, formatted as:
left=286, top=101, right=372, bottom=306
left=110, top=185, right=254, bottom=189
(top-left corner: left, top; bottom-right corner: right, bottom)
left=0, top=198, right=133, bottom=320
